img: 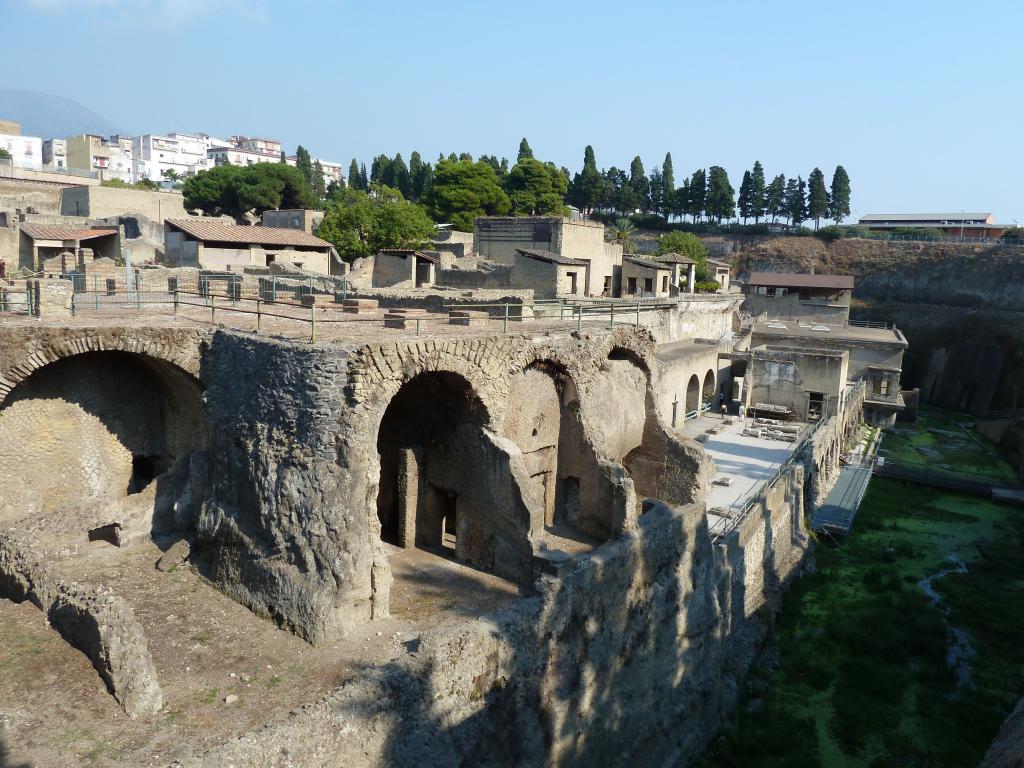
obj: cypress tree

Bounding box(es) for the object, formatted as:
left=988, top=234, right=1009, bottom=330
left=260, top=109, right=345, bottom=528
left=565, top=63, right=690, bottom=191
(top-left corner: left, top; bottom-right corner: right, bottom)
left=829, top=165, right=851, bottom=224
left=517, top=138, right=534, bottom=162
left=409, top=151, right=426, bottom=200
left=766, top=174, right=786, bottom=223
left=662, top=152, right=675, bottom=221
left=279, top=150, right=287, bottom=164
left=348, top=159, right=361, bottom=190
left=295, top=145, right=315, bottom=189
left=705, top=166, right=735, bottom=224
left=648, top=168, right=664, bottom=219
left=392, top=153, right=411, bottom=198
left=737, top=170, right=754, bottom=224
left=807, top=167, right=830, bottom=229
left=359, top=163, right=368, bottom=190
left=687, top=169, right=707, bottom=222
left=628, top=156, right=648, bottom=213
left=311, top=160, right=326, bottom=199
left=578, top=145, right=603, bottom=213
left=751, top=161, right=767, bottom=224
left=784, top=176, right=807, bottom=226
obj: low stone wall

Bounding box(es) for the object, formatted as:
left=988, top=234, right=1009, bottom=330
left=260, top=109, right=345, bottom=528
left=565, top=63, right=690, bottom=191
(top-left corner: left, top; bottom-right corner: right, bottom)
left=345, top=287, right=534, bottom=316
left=0, top=530, right=162, bottom=716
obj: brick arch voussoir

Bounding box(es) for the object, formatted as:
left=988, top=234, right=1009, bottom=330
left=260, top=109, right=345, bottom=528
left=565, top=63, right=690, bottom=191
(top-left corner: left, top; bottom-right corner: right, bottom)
left=0, top=333, right=201, bottom=407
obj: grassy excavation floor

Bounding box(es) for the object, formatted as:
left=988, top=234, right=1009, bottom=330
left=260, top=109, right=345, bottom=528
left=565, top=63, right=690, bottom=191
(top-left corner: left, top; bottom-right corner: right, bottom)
left=698, top=435, right=1024, bottom=766
left=877, top=405, right=1018, bottom=484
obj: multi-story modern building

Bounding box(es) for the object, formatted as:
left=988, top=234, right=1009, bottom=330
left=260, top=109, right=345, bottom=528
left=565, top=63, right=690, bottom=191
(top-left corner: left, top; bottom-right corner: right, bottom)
left=133, top=132, right=223, bottom=182
left=208, top=145, right=280, bottom=168
left=0, top=123, right=43, bottom=170
left=230, top=136, right=282, bottom=156
left=65, top=134, right=116, bottom=180
left=42, top=138, right=67, bottom=170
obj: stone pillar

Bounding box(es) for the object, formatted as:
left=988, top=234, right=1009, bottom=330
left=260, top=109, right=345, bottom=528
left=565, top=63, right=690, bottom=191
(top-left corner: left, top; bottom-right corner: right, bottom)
left=396, top=447, right=423, bottom=548
left=687, top=263, right=696, bottom=293
left=31, top=278, right=73, bottom=318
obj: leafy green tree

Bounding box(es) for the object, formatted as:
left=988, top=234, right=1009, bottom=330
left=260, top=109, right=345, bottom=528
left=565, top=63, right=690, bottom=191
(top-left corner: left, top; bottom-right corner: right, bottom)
left=829, top=165, right=851, bottom=224
left=609, top=218, right=637, bottom=253
left=686, top=169, right=707, bottom=222
left=751, top=161, right=767, bottom=223
left=705, top=166, right=735, bottom=224
left=628, top=156, right=648, bottom=213
left=606, top=167, right=633, bottom=215
left=0, top=148, right=11, bottom=160
left=183, top=163, right=316, bottom=220
left=326, top=179, right=344, bottom=200
left=348, top=159, right=363, bottom=191
left=737, top=170, right=755, bottom=223
left=316, top=185, right=435, bottom=262
left=766, top=174, right=786, bottom=223
left=784, top=176, right=807, bottom=226
left=517, top=138, right=534, bottom=162
left=370, top=154, right=391, bottom=186
left=294, top=146, right=315, bottom=189
left=661, top=152, right=675, bottom=221
left=673, top=181, right=690, bottom=221
left=424, top=158, right=511, bottom=231
left=506, top=158, right=569, bottom=216
left=311, top=160, right=326, bottom=199
left=656, top=231, right=708, bottom=266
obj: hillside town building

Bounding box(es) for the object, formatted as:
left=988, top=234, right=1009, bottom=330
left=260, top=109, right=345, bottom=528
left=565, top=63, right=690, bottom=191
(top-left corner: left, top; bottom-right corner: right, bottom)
left=858, top=212, right=1008, bottom=239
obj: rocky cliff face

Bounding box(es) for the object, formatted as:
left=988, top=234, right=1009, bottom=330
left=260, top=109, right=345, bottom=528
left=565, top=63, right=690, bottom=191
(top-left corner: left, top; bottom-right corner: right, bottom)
left=722, top=236, right=1024, bottom=413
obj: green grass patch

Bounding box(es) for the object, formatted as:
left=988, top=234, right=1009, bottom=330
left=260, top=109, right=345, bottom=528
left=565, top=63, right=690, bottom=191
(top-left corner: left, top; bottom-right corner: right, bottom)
left=697, top=474, right=1024, bottom=767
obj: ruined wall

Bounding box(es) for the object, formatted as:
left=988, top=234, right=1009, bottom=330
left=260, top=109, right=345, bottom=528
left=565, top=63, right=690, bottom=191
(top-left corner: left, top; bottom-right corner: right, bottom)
left=175, top=466, right=812, bottom=768
left=195, top=327, right=707, bottom=644
left=60, top=186, right=186, bottom=221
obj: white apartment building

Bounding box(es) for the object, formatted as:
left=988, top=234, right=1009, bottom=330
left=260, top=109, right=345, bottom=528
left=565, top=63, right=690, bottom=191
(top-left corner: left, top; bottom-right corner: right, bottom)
left=209, top=145, right=280, bottom=167
left=107, top=135, right=135, bottom=182
left=231, top=136, right=282, bottom=156
left=286, top=155, right=345, bottom=187
left=133, top=132, right=224, bottom=182
left=0, top=133, right=43, bottom=170
left=42, top=138, right=67, bottom=170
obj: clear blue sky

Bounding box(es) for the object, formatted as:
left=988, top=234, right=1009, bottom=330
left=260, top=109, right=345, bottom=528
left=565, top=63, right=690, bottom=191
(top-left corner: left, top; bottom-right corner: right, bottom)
left=6, top=0, right=1023, bottom=222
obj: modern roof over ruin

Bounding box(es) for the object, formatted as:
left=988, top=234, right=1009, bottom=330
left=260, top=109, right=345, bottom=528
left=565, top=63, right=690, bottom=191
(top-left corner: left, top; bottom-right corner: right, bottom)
left=859, top=212, right=993, bottom=223
left=752, top=321, right=907, bottom=347
left=166, top=219, right=332, bottom=248
left=515, top=248, right=589, bottom=266
left=377, top=248, right=439, bottom=264
left=20, top=224, right=118, bottom=242
left=624, top=255, right=673, bottom=271
left=748, top=271, right=854, bottom=290
left=654, top=252, right=697, bottom=265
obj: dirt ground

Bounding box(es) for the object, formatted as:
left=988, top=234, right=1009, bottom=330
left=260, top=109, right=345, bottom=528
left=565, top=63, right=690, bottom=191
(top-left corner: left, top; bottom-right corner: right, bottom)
left=0, top=538, right=525, bottom=767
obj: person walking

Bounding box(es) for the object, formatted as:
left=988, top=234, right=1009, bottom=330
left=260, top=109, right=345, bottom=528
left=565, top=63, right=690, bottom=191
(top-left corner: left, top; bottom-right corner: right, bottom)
left=0, top=257, right=6, bottom=281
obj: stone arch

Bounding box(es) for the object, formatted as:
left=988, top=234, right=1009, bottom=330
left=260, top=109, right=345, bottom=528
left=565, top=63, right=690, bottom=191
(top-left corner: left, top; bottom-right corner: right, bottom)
left=373, top=369, right=533, bottom=583
left=0, top=332, right=202, bottom=409
left=702, top=369, right=717, bottom=408
left=685, top=373, right=701, bottom=416
left=607, top=345, right=651, bottom=376
left=0, top=349, right=206, bottom=523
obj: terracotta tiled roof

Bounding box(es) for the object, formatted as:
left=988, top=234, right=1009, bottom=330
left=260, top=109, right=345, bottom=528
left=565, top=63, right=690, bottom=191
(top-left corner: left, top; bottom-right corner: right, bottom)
left=20, top=224, right=117, bottom=241
left=624, top=255, right=673, bottom=271
left=166, top=219, right=332, bottom=248
left=653, top=251, right=697, bottom=265
left=748, top=271, right=854, bottom=290
left=515, top=248, right=588, bottom=266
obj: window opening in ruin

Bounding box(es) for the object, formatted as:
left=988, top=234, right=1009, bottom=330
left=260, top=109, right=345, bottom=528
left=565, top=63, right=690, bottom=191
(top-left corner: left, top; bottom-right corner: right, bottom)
left=602, top=276, right=612, bottom=296
left=644, top=277, right=653, bottom=294
left=567, top=271, right=578, bottom=294
left=627, top=276, right=637, bottom=294
left=809, top=391, right=825, bottom=420
left=661, top=275, right=669, bottom=293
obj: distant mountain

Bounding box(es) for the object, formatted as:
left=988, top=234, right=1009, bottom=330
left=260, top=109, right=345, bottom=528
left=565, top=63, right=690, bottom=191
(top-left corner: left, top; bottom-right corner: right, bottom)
left=0, top=89, right=121, bottom=139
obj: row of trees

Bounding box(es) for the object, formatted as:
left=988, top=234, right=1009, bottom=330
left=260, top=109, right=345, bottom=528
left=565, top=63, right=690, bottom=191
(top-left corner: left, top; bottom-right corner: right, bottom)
left=563, top=148, right=851, bottom=229
left=181, top=139, right=853, bottom=260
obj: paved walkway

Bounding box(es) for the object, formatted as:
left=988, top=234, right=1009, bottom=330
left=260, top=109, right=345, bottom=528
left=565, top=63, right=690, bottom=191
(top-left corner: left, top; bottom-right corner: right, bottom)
left=811, top=459, right=874, bottom=535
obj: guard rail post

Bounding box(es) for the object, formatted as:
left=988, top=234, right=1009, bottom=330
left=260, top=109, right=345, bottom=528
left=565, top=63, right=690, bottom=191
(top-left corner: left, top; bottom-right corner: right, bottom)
left=255, top=297, right=261, bottom=333
left=503, top=302, right=509, bottom=333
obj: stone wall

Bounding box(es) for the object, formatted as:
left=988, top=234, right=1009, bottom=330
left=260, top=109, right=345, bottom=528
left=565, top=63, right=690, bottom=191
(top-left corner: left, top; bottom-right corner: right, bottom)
left=194, top=327, right=710, bottom=644
left=0, top=530, right=162, bottom=717
left=60, top=186, right=186, bottom=222
left=174, top=468, right=812, bottom=768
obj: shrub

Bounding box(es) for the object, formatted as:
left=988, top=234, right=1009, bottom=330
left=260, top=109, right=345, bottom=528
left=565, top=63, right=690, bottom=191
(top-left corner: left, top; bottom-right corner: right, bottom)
left=694, top=280, right=720, bottom=293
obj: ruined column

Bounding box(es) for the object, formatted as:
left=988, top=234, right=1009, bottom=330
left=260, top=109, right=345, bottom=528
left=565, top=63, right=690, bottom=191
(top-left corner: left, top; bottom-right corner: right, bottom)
left=396, top=447, right=423, bottom=548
